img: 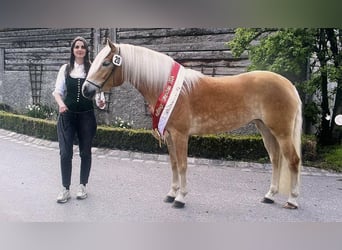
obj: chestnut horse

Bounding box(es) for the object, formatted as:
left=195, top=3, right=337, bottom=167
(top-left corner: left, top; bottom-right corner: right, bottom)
left=82, top=40, right=302, bottom=209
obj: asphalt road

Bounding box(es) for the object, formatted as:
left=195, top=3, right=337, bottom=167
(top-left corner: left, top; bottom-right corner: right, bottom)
left=0, top=128, right=341, bottom=222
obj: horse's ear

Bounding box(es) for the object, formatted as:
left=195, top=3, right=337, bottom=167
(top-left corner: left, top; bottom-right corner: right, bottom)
left=107, top=39, right=116, bottom=51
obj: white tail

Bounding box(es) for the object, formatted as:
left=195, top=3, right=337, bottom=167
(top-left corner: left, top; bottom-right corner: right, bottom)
left=278, top=99, right=302, bottom=195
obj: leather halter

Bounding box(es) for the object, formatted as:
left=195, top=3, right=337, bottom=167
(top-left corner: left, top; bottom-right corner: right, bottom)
left=86, top=48, right=121, bottom=90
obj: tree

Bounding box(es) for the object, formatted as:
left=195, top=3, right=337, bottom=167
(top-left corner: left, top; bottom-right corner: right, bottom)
left=228, top=28, right=342, bottom=145
left=325, top=29, right=342, bottom=144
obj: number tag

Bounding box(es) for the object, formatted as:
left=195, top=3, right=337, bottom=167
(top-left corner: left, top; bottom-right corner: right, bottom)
left=113, top=55, right=122, bottom=66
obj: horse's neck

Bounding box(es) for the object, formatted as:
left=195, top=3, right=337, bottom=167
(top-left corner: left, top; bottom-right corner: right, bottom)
left=121, top=44, right=173, bottom=106
left=129, top=77, right=161, bottom=107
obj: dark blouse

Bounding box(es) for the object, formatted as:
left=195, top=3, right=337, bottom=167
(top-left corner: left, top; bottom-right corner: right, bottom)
left=64, top=75, right=93, bottom=112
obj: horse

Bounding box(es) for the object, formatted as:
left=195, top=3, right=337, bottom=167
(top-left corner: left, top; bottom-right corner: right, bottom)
left=82, top=39, right=302, bottom=209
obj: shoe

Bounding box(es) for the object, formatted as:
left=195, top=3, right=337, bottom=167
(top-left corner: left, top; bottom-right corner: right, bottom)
left=57, top=188, right=71, bottom=203
left=76, top=184, right=87, bottom=200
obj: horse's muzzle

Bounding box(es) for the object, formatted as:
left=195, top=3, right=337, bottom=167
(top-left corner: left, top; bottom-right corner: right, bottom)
left=82, top=81, right=97, bottom=100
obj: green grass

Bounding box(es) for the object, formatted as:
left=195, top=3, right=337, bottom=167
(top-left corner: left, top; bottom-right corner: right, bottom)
left=307, top=145, right=342, bottom=172
left=322, top=146, right=342, bottom=172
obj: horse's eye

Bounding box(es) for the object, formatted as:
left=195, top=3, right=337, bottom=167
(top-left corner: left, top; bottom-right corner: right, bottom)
left=102, top=61, right=111, bottom=67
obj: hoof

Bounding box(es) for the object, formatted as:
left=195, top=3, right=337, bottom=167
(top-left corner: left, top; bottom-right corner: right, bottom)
left=261, top=197, right=274, bottom=204
left=172, top=200, right=185, bottom=209
left=283, top=202, right=298, bottom=209
left=164, top=196, right=175, bottom=203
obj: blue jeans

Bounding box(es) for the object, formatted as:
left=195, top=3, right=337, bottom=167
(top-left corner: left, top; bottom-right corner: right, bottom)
left=57, top=110, right=97, bottom=189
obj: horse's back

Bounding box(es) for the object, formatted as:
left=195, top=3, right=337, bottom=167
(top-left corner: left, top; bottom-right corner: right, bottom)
left=175, top=70, right=301, bottom=135
left=221, top=71, right=296, bottom=93
left=190, top=70, right=299, bottom=108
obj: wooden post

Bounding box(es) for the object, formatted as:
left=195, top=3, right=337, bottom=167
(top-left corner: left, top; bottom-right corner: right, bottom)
left=93, top=28, right=101, bottom=55
left=0, top=48, right=4, bottom=76
left=109, top=28, right=117, bottom=43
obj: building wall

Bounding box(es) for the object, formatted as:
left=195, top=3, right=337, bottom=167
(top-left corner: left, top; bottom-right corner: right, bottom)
left=0, top=28, right=254, bottom=133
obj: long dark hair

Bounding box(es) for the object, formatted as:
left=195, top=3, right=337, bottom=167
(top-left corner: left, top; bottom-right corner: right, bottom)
left=67, top=36, right=91, bottom=76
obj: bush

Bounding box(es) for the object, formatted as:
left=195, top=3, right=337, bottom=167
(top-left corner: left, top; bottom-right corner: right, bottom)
left=0, top=111, right=57, bottom=141
left=188, top=134, right=267, bottom=161
left=0, top=103, right=13, bottom=112
left=0, top=111, right=319, bottom=164
left=93, top=126, right=167, bottom=154
left=302, top=135, right=318, bottom=161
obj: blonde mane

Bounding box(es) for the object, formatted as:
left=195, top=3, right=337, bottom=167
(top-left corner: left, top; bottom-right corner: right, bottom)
left=118, top=43, right=203, bottom=94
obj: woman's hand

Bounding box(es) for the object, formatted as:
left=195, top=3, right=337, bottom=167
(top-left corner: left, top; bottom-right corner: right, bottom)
left=95, top=92, right=106, bottom=110
left=97, top=99, right=106, bottom=109
left=53, top=92, right=68, bottom=113
left=59, top=105, right=68, bottom=113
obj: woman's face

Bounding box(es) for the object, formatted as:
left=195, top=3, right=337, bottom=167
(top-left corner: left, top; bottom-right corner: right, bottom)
left=73, top=40, right=87, bottom=61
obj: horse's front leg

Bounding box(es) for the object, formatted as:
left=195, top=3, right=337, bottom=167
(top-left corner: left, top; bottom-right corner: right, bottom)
left=164, top=131, right=189, bottom=208
left=164, top=133, right=179, bottom=203
left=173, top=158, right=188, bottom=208
left=172, top=132, right=189, bottom=208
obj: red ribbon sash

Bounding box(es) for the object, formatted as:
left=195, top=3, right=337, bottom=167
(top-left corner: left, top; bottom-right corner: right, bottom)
left=152, top=62, right=181, bottom=134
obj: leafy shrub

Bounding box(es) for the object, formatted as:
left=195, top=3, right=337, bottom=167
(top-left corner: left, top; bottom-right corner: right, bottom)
left=0, top=103, right=13, bottom=112
left=0, top=111, right=57, bottom=141
left=0, top=111, right=320, bottom=165
left=188, top=134, right=267, bottom=161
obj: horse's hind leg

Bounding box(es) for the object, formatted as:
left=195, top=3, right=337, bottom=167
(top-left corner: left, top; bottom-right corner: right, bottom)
left=255, top=120, right=281, bottom=204
left=277, top=137, right=301, bottom=209
left=257, top=120, right=301, bottom=209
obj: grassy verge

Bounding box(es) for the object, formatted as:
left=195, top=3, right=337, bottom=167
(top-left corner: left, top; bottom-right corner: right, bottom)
left=308, top=146, right=342, bottom=172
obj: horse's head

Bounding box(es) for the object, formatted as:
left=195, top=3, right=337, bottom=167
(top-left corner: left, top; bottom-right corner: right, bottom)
left=82, top=39, right=123, bottom=99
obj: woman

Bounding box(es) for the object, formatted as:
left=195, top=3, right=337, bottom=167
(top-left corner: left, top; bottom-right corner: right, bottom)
left=53, top=36, right=105, bottom=203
